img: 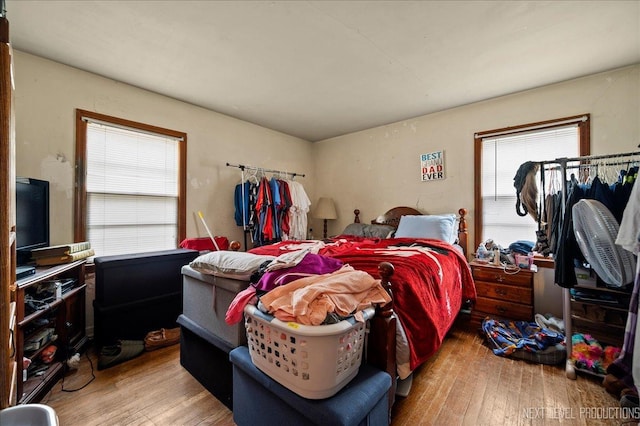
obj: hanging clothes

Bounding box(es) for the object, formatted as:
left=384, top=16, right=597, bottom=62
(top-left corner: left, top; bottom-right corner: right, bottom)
left=286, top=180, right=311, bottom=241
left=229, top=164, right=309, bottom=246
left=610, top=165, right=638, bottom=222
left=544, top=166, right=563, bottom=255
left=254, top=177, right=275, bottom=245
left=533, top=163, right=552, bottom=256
left=234, top=178, right=259, bottom=236
left=617, top=174, right=640, bottom=254
left=605, top=177, right=640, bottom=396
left=553, top=165, right=637, bottom=288
left=278, top=179, right=293, bottom=239
left=246, top=177, right=311, bottom=245
left=269, top=177, right=282, bottom=240
left=554, top=176, right=586, bottom=288
left=542, top=152, right=640, bottom=392
left=234, top=181, right=251, bottom=228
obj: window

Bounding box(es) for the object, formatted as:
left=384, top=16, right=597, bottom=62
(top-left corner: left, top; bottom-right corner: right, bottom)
left=75, top=110, right=187, bottom=256
left=474, top=114, right=590, bottom=250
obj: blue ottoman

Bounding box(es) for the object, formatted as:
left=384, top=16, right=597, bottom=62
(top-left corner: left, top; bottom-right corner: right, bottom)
left=230, top=346, right=391, bottom=426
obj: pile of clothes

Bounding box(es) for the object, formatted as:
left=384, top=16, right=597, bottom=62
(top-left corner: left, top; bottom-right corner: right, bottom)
left=571, top=333, right=620, bottom=375
left=225, top=249, right=391, bottom=326
left=481, top=314, right=566, bottom=365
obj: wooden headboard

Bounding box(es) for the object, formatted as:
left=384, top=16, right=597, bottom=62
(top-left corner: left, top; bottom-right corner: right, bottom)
left=353, top=206, right=469, bottom=257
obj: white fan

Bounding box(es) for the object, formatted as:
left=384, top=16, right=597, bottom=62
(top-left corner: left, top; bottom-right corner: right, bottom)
left=572, top=199, right=636, bottom=287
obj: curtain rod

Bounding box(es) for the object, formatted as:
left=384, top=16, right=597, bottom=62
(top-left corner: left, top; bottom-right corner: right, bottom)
left=226, top=162, right=305, bottom=178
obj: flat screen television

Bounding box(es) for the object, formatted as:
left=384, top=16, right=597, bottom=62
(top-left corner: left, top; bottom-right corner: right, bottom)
left=16, top=177, right=50, bottom=265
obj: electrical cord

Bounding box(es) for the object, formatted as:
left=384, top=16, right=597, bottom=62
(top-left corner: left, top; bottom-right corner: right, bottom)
left=501, top=262, right=521, bottom=275
left=60, top=351, right=95, bottom=392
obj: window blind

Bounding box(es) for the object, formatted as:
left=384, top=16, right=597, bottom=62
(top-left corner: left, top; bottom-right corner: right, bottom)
left=481, top=126, right=579, bottom=247
left=86, top=122, right=179, bottom=256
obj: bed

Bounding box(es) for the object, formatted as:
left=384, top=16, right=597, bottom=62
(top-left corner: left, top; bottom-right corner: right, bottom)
left=181, top=206, right=475, bottom=415
left=246, top=207, right=475, bottom=402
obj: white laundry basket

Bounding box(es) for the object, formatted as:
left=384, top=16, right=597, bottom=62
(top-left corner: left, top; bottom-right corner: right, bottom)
left=243, top=304, right=375, bottom=399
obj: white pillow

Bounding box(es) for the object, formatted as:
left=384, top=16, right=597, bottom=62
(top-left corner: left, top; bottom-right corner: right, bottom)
left=395, top=214, right=457, bottom=244
left=190, top=251, right=275, bottom=277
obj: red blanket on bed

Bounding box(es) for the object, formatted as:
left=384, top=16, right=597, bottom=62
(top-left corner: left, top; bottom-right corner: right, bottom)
left=249, top=237, right=476, bottom=370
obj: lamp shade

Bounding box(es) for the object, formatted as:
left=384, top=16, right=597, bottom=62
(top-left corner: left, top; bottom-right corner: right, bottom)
left=314, top=197, right=337, bottom=220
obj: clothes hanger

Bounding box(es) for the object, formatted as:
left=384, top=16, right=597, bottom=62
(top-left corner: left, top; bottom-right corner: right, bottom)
left=578, top=163, right=592, bottom=185
left=247, top=168, right=259, bottom=184
left=604, top=161, right=618, bottom=185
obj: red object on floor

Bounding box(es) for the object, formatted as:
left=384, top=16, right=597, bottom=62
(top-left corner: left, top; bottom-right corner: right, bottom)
left=179, top=237, right=229, bottom=251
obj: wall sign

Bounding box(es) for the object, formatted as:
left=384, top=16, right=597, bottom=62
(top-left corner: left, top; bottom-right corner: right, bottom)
left=421, top=150, right=445, bottom=181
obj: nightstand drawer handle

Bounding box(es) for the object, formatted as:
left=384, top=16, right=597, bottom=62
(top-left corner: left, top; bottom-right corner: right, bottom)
left=495, top=275, right=504, bottom=283
left=495, top=288, right=507, bottom=296
left=497, top=306, right=507, bottom=314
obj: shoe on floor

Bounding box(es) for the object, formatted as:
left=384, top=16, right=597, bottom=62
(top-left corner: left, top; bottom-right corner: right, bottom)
left=98, top=340, right=144, bottom=370
left=144, top=327, right=180, bottom=351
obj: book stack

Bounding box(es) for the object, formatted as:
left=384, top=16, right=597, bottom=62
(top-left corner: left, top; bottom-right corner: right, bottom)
left=31, top=241, right=94, bottom=266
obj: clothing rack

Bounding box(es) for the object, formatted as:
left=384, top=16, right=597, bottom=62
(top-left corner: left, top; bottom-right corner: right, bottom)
left=540, top=150, right=640, bottom=379
left=225, top=162, right=306, bottom=179
left=540, top=151, right=640, bottom=171
left=228, top=162, right=307, bottom=250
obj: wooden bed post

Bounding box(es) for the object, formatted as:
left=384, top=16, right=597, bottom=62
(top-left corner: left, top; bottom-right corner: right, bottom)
left=368, top=261, right=397, bottom=423
left=353, top=209, right=360, bottom=223
left=458, top=208, right=468, bottom=258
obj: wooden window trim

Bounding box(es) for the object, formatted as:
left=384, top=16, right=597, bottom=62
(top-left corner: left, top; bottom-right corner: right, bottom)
left=473, top=113, right=591, bottom=252
left=74, top=109, right=187, bottom=245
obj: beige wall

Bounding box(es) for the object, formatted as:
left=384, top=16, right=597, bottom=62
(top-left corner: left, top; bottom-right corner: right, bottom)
left=313, top=64, right=639, bottom=242
left=312, top=64, right=639, bottom=317
left=13, top=50, right=315, bottom=249
left=13, top=51, right=316, bottom=336
left=13, top=49, right=639, bottom=321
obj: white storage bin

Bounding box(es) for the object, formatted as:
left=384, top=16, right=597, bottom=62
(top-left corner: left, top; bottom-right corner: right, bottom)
left=182, top=265, right=249, bottom=347
left=243, top=304, right=375, bottom=399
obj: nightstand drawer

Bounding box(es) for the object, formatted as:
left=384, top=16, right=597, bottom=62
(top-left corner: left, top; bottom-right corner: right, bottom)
left=475, top=296, right=533, bottom=320
left=472, top=267, right=533, bottom=287
left=475, top=281, right=532, bottom=303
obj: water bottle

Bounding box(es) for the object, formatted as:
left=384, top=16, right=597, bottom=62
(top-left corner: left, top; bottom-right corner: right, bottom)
left=476, top=243, right=488, bottom=259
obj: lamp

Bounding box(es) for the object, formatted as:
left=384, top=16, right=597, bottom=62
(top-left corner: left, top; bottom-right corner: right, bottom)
left=314, top=197, right=337, bottom=239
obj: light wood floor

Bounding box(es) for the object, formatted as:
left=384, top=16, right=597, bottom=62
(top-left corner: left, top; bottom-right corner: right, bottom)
left=42, top=320, right=627, bottom=426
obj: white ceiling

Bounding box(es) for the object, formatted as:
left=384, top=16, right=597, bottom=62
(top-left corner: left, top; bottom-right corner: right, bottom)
left=4, top=1, right=640, bottom=141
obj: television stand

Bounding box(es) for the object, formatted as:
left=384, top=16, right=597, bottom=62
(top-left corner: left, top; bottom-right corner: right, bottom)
left=15, top=260, right=87, bottom=404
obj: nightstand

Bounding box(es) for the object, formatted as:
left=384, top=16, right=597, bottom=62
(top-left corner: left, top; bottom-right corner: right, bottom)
left=469, top=260, right=535, bottom=328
